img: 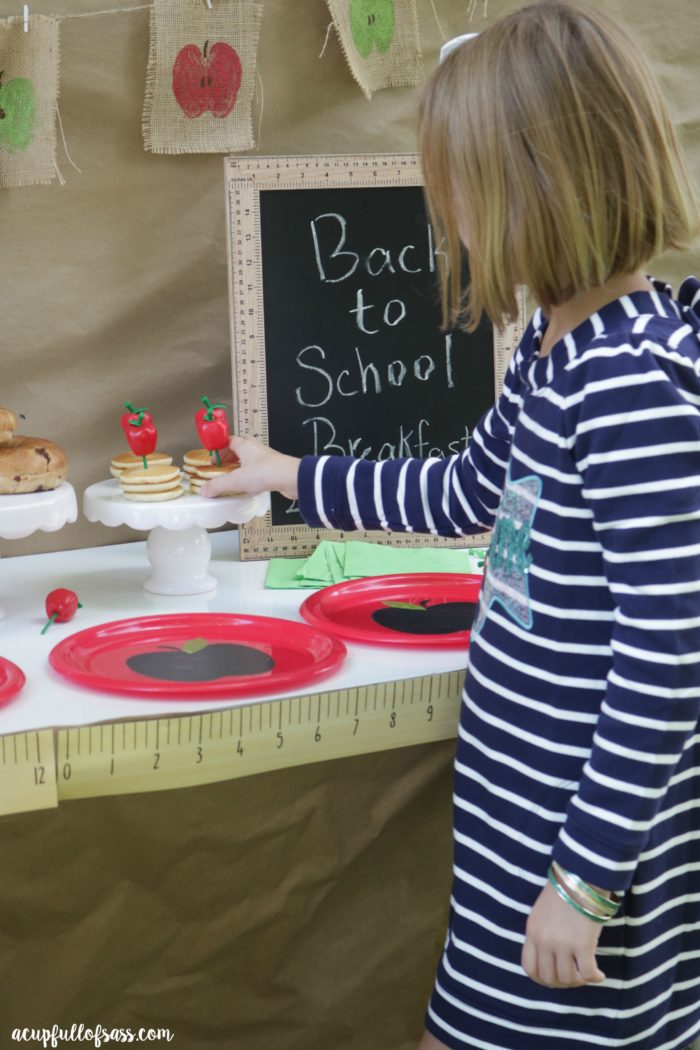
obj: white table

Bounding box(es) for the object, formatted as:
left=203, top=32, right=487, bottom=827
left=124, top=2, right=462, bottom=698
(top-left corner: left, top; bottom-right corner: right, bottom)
left=0, top=531, right=469, bottom=736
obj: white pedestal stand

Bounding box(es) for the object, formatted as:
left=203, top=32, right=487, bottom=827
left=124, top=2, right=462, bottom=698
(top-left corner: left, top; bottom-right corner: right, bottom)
left=0, top=484, right=79, bottom=621
left=83, top=480, right=270, bottom=596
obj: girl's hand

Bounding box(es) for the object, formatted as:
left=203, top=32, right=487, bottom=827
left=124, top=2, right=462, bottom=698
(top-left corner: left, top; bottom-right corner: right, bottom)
left=521, top=878, right=607, bottom=988
left=200, top=436, right=300, bottom=501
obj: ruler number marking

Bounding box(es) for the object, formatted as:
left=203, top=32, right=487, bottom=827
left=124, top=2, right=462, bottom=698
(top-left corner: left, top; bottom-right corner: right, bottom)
left=7, top=670, right=461, bottom=812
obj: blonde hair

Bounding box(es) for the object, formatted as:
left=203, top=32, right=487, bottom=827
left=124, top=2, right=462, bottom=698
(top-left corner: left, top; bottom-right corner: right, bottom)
left=418, top=0, right=700, bottom=332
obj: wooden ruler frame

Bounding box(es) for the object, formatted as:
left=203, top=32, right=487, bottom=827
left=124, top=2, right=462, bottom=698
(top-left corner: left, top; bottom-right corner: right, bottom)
left=225, top=153, right=526, bottom=561
left=0, top=670, right=464, bottom=816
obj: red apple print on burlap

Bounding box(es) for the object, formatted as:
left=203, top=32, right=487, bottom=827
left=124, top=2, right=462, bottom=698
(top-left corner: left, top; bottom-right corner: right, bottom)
left=172, top=39, right=242, bottom=118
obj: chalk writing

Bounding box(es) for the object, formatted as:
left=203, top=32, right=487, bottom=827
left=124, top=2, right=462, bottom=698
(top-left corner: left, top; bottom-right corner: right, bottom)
left=302, top=416, right=471, bottom=459
left=310, top=212, right=442, bottom=283
left=259, top=184, right=494, bottom=526
left=294, top=336, right=455, bottom=407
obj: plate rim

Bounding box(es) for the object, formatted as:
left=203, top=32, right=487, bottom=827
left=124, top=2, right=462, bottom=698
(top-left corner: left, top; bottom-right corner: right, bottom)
left=48, top=612, right=347, bottom=699
left=299, top=572, right=482, bottom=648
left=0, top=656, right=27, bottom=706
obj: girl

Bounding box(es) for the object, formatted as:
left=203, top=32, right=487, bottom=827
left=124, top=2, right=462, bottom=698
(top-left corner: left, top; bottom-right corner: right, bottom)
left=204, top=3, right=700, bottom=1048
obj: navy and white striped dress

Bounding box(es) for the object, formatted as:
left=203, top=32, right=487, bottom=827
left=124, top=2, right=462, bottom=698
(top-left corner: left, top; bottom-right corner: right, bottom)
left=297, top=277, right=700, bottom=1050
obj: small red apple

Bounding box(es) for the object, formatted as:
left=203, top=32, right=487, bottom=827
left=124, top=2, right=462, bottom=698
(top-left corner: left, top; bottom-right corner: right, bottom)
left=172, top=39, right=242, bottom=119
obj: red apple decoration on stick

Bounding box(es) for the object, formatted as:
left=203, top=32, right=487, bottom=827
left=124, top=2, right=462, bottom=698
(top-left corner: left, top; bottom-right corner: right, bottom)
left=195, top=396, right=230, bottom=467
left=124, top=406, right=158, bottom=469
left=172, top=40, right=242, bottom=119
left=120, top=401, right=152, bottom=434
left=42, top=588, right=82, bottom=634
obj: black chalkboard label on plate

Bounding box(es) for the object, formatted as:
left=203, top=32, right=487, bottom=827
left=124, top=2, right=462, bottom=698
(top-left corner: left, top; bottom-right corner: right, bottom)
left=225, top=155, right=525, bottom=560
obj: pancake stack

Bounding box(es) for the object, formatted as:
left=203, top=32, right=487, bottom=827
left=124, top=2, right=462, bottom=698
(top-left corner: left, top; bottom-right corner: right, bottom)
left=119, top=464, right=185, bottom=502
left=184, top=449, right=240, bottom=496
left=110, top=452, right=173, bottom=478
left=182, top=448, right=217, bottom=479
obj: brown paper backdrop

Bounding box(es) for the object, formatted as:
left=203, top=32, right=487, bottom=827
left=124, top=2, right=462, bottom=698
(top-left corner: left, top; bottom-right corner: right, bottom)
left=0, top=5, right=698, bottom=1050
left=0, top=743, right=455, bottom=1050
left=2, top=0, right=698, bottom=558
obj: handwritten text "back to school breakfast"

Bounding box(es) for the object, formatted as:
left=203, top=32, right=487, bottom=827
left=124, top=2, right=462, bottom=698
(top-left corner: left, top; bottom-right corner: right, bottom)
left=295, top=212, right=470, bottom=460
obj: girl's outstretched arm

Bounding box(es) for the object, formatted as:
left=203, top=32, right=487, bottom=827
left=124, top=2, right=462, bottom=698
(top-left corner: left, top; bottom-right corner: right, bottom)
left=203, top=330, right=534, bottom=535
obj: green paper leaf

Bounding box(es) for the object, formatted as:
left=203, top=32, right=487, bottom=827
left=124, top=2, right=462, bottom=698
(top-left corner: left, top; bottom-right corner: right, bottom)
left=182, top=637, right=209, bottom=654
left=382, top=601, right=426, bottom=611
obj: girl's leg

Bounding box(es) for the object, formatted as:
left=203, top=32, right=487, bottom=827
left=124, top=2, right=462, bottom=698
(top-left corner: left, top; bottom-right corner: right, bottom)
left=417, top=1030, right=452, bottom=1050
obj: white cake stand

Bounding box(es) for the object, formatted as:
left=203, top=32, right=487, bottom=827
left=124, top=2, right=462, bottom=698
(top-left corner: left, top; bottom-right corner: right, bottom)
left=83, top=479, right=270, bottom=596
left=0, top=483, right=79, bottom=621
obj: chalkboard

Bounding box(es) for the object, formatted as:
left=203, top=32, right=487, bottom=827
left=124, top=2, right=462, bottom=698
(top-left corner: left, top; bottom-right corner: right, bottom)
left=225, top=155, right=525, bottom=561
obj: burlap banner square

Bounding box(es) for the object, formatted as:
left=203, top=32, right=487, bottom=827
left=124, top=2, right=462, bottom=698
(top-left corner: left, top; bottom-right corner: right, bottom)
left=0, top=15, right=59, bottom=188
left=143, top=0, right=262, bottom=155
left=326, top=0, right=424, bottom=100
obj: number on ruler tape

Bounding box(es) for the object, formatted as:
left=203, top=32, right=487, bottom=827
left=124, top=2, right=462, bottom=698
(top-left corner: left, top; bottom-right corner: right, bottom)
left=0, top=729, right=58, bottom=816
left=241, top=525, right=491, bottom=560
left=55, top=671, right=464, bottom=804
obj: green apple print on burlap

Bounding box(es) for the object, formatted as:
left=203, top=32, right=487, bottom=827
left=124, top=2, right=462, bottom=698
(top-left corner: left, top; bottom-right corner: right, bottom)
left=350, top=0, right=395, bottom=59
left=0, top=70, right=36, bottom=152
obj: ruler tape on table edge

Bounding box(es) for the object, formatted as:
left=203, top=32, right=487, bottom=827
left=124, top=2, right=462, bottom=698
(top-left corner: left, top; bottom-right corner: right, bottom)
left=0, top=670, right=464, bottom=816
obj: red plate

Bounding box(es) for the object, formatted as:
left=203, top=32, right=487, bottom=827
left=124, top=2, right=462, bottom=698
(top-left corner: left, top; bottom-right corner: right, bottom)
left=0, top=656, right=26, bottom=706
left=48, top=614, right=346, bottom=699
left=300, top=573, right=483, bottom=648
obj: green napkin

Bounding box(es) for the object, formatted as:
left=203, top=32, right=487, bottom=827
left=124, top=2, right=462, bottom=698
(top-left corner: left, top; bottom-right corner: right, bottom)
left=342, top=540, right=484, bottom=578
left=264, top=557, right=310, bottom=589
left=264, top=540, right=487, bottom=590
left=300, top=541, right=347, bottom=585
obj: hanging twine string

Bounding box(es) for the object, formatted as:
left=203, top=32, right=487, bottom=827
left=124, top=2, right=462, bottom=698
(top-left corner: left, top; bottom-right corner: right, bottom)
left=55, top=104, right=82, bottom=173
left=467, top=0, right=489, bottom=20
left=428, top=0, right=447, bottom=40
left=319, top=20, right=334, bottom=59
left=255, top=68, right=264, bottom=147
left=57, top=4, right=151, bottom=19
